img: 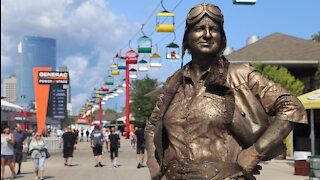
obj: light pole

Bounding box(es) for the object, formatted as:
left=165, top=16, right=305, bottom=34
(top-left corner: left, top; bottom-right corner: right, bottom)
left=90, top=105, right=93, bottom=126
left=21, top=95, right=26, bottom=129
left=115, top=103, right=118, bottom=131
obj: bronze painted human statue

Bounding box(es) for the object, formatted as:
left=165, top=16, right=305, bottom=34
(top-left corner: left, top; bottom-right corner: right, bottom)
left=145, top=3, right=307, bottom=180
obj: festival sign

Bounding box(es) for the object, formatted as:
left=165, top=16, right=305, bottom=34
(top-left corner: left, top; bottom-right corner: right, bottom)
left=77, top=117, right=89, bottom=124
left=38, top=71, right=69, bottom=84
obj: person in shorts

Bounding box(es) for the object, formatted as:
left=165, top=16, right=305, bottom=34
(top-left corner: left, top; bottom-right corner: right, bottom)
left=13, top=124, right=27, bottom=175
left=1, top=126, right=16, bottom=179
left=60, top=126, right=77, bottom=166
left=135, top=126, right=146, bottom=168
left=90, top=125, right=104, bottom=167
left=108, top=127, right=120, bottom=168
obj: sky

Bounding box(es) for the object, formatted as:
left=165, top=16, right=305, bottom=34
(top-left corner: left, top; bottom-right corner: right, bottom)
left=1, top=0, right=320, bottom=116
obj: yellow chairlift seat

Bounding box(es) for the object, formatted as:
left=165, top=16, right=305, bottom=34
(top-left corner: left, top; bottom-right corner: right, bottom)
left=111, top=70, right=120, bottom=75
left=156, top=11, right=175, bottom=32
left=111, top=63, right=120, bottom=75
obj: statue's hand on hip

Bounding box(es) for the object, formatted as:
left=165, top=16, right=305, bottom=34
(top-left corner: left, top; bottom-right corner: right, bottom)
left=237, top=145, right=264, bottom=175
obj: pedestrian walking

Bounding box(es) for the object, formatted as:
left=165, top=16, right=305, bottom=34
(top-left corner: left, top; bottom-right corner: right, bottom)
left=1, top=126, right=16, bottom=180
left=108, top=127, right=120, bottom=168
left=90, top=125, right=104, bottom=167
left=60, top=126, right=77, bottom=166
left=13, top=124, right=27, bottom=175
left=129, top=129, right=136, bottom=150
left=28, top=132, right=47, bottom=180
left=135, top=126, right=145, bottom=168
left=80, top=130, right=84, bottom=142
left=104, top=128, right=111, bottom=152
left=85, top=129, right=90, bottom=142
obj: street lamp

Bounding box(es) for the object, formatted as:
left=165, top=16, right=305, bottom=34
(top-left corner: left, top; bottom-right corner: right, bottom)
left=20, top=95, right=26, bottom=129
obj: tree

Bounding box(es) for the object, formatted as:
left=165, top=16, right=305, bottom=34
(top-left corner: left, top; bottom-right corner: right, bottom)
left=130, top=76, right=158, bottom=123
left=316, top=64, right=320, bottom=80
left=104, top=108, right=116, bottom=114
left=311, top=32, right=320, bottom=42
left=252, top=64, right=305, bottom=96
left=63, top=115, right=77, bottom=127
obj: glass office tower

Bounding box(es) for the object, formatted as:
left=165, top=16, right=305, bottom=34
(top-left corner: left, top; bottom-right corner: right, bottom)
left=16, top=36, right=56, bottom=109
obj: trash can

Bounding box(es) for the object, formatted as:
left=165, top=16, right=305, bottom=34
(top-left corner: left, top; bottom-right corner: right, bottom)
left=308, top=156, right=320, bottom=179
left=294, top=151, right=311, bottom=176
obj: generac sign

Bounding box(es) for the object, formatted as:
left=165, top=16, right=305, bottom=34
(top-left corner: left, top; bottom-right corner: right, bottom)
left=38, top=71, right=69, bottom=84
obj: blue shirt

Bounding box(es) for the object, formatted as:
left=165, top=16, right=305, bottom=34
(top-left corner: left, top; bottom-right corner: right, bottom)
left=13, top=131, right=27, bottom=150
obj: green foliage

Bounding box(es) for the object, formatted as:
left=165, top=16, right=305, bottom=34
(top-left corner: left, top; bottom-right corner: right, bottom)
left=316, top=64, right=320, bottom=80
left=311, top=32, right=320, bottom=42
left=110, top=120, right=123, bottom=124
left=63, top=115, right=77, bottom=127
left=252, top=64, right=304, bottom=96
left=130, top=76, right=158, bottom=123
left=104, top=108, right=116, bottom=114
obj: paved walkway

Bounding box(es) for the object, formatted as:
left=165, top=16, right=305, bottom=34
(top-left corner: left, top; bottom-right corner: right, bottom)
left=2, top=138, right=310, bottom=180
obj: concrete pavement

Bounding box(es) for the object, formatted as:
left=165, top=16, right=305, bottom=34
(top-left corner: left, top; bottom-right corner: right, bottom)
left=2, top=137, right=310, bottom=180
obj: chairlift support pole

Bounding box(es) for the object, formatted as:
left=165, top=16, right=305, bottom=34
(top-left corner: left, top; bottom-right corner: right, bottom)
left=99, top=97, right=103, bottom=129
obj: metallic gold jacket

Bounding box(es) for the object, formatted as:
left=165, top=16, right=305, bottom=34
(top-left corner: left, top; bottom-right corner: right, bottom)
left=145, top=62, right=307, bottom=179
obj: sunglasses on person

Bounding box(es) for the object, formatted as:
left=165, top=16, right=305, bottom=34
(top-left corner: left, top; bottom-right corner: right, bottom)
left=187, top=3, right=224, bottom=25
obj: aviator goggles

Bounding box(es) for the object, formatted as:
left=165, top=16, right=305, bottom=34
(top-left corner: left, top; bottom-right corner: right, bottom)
left=186, top=3, right=224, bottom=25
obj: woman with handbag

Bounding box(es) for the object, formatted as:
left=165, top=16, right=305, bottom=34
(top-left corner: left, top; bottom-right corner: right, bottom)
left=29, top=133, right=47, bottom=180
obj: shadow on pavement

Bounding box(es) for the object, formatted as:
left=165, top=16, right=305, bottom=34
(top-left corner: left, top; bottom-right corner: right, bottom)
left=44, top=175, right=55, bottom=179
left=68, top=164, right=80, bottom=167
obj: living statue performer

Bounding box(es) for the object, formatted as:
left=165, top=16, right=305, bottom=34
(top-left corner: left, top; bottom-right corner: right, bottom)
left=145, top=2, right=307, bottom=180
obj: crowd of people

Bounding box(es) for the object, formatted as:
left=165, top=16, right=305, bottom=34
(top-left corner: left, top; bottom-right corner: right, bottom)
left=1, top=123, right=146, bottom=179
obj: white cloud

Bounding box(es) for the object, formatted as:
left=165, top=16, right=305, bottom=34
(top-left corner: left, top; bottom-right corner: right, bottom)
left=1, top=55, right=15, bottom=79
left=71, top=92, right=89, bottom=115
left=1, top=0, right=138, bottom=114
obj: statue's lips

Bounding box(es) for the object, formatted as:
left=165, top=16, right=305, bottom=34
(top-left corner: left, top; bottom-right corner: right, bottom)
left=199, top=42, right=212, bottom=45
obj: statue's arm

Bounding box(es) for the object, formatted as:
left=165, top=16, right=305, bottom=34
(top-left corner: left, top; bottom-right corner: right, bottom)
left=145, top=94, right=164, bottom=179
left=237, top=68, right=307, bottom=174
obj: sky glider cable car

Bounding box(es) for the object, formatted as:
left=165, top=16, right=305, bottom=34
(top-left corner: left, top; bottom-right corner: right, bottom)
left=138, top=24, right=152, bottom=53
left=116, top=52, right=127, bottom=70
left=156, top=0, right=175, bottom=32
left=149, top=44, right=162, bottom=68
left=166, top=32, right=180, bottom=60
left=233, top=0, right=256, bottom=5
left=104, top=75, right=114, bottom=85
left=101, top=85, right=109, bottom=92
left=116, top=85, right=124, bottom=93
left=138, top=59, right=149, bottom=72
left=111, top=58, right=120, bottom=75
left=129, top=68, right=138, bottom=79
left=138, top=54, right=149, bottom=72
left=126, top=41, right=139, bottom=64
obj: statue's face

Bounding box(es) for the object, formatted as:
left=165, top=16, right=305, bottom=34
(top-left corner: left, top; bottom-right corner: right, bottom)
left=187, top=16, right=222, bottom=55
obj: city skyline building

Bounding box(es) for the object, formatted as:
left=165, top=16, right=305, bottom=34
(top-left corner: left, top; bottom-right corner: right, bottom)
left=3, top=74, right=17, bottom=103
left=16, top=36, right=56, bottom=109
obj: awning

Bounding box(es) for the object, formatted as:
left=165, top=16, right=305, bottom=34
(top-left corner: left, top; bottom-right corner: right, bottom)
left=1, top=99, right=23, bottom=111
left=298, top=89, right=320, bottom=109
